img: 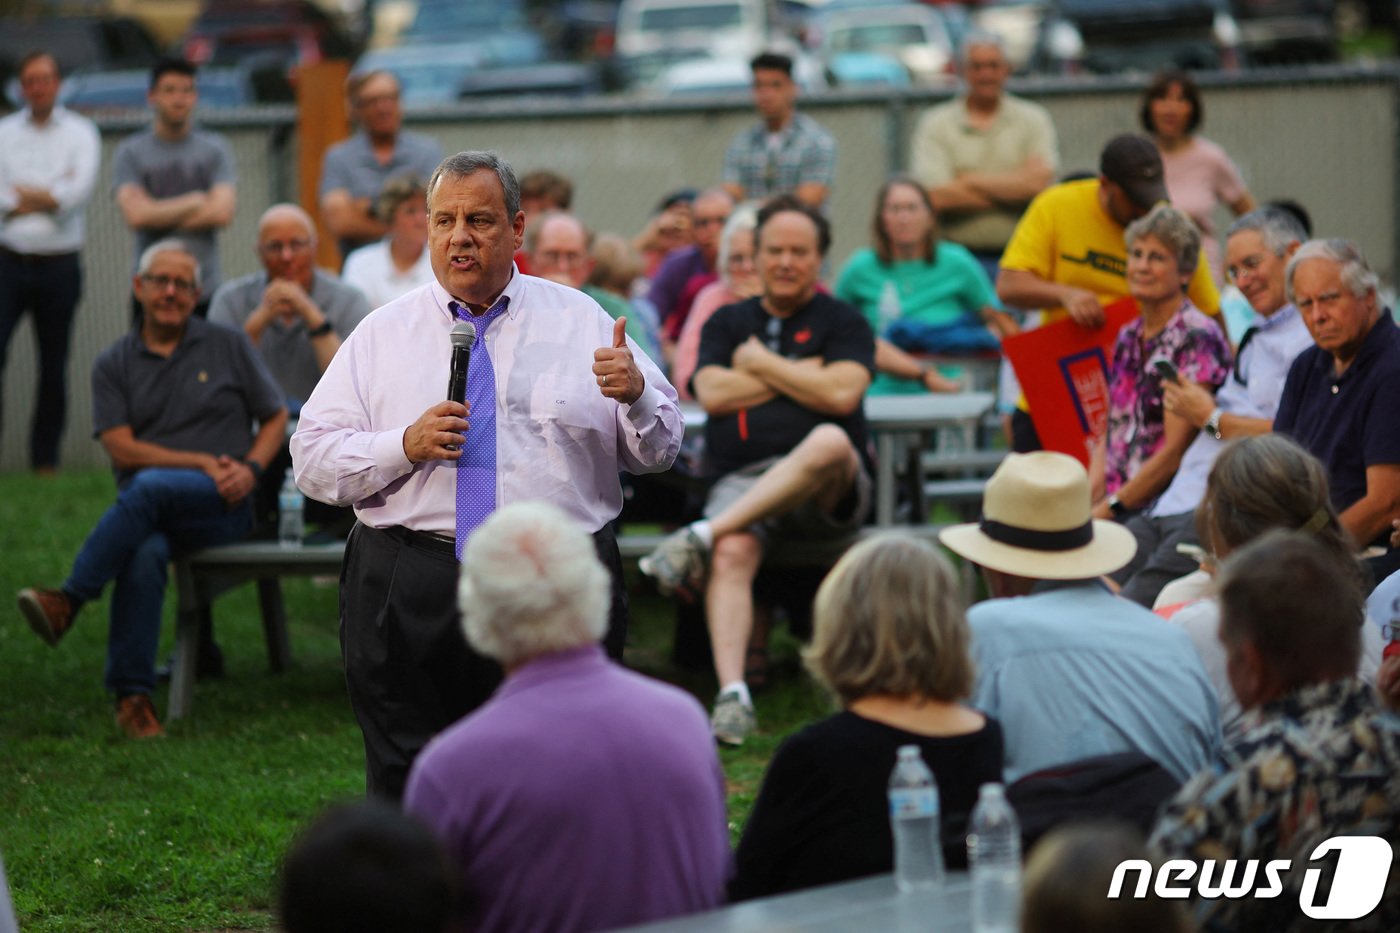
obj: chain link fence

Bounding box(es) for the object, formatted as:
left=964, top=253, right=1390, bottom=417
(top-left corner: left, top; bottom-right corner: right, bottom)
left=4, top=65, right=1396, bottom=471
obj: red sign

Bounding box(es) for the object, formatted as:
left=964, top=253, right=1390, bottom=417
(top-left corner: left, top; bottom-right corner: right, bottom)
left=1001, top=298, right=1138, bottom=466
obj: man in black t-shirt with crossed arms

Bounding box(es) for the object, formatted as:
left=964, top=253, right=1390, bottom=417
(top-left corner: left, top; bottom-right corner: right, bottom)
left=641, top=197, right=876, bottom=746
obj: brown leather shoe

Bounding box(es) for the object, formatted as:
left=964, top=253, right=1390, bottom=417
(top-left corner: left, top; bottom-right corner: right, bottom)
left=17, top=588, right=74, bottom=647
left=115, top=694, right=165, bottom=739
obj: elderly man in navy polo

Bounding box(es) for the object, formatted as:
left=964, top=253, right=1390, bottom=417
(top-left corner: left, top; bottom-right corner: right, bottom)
left=1274, top=238, right=1400, bottom=586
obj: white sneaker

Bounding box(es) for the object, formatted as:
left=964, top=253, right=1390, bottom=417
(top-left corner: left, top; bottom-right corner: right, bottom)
left=710, top=688, right=756, bottom=747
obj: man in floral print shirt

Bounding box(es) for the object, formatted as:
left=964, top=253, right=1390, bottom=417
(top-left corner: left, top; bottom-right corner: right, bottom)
left=1151, top=532, right=1400, bottom=932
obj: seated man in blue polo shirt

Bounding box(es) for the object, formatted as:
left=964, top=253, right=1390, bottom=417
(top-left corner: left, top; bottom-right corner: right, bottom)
left=1274, top=238, right=1400, bottom=587
left=17, top=238, right=286, bottom=738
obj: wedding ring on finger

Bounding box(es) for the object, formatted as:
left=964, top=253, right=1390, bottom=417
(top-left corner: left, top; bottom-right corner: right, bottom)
left=602, top=374, right=610, bottom=387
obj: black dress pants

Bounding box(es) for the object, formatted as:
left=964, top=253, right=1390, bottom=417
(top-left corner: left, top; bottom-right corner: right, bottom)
left=0, top=249, right=81, bottom=468
left=342, top=521, right=628, bottom=800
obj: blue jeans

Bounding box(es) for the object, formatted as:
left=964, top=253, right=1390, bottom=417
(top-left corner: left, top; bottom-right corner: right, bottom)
left=62, top=468, right=252, bottom=696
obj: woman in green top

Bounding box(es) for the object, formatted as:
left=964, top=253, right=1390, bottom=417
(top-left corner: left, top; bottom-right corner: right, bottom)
left=835, top=176, right=1018, bottom=395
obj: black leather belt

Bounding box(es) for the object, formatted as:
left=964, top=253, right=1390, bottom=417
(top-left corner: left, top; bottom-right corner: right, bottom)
left=0, top=246, right=76, bottom=265
left=373, top=520, right=616, bottom=561
left=377, top=524, right=457, bottom=559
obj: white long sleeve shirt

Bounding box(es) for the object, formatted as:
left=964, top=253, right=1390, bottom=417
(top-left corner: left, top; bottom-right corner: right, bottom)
left=291, top=269, right=683, bottom=536
left=0, top=105, right=100, bottom=255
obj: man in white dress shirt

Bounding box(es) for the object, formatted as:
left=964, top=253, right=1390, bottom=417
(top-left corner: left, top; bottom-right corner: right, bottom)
left=0, top=51, right=100, bottom=472
left=292, top=150, right=682, bottom=798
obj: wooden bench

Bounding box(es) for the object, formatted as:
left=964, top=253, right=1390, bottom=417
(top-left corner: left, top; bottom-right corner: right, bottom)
left=169, top=523, right=957, bottom=721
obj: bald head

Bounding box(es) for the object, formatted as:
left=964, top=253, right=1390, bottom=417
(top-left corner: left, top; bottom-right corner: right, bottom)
left=257, top=203, right=317, bottom=286
left=259, top=204, right=316, bottom=241
left=528, top=211, right=592, bottom=288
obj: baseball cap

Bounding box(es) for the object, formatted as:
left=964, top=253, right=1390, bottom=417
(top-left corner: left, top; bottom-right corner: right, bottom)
left=1100, top=134, right=1168, bottom=209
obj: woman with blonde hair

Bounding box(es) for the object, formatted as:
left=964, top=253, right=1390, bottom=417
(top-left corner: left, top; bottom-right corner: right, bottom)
left=730, top=533, right=1003, bottom=900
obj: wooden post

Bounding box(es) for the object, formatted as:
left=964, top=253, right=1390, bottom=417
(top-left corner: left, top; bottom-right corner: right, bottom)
left=297, top=60, right=352, bottom=273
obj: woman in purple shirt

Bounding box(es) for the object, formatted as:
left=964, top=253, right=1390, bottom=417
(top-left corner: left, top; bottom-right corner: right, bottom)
left=1092, top=205, right=1231, bottom=521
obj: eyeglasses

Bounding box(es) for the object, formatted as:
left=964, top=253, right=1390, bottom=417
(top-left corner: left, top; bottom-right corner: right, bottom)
left=765, top=316, right=782, bottom=352
left=141, top=273, right=198, bottom=295
left=1225, top=253, right=1268, bottom=284
left=260, top=239, right=312, bottom=257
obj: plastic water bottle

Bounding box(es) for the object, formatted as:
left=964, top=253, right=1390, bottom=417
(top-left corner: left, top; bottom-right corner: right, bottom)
left=278, top=469, right=304, bottom=549
left=888, top=744, right=944, bottom=892
left=877, top=279, right=902, bottom=338
left=968, top=782, right=1021, bottom=933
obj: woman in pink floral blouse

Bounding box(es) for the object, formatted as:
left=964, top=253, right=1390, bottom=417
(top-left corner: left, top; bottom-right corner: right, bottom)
left=1091, top=205, right=1231, bottom=520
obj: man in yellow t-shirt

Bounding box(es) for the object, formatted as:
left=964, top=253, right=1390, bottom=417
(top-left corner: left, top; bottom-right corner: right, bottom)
left=997, top=134, right=1220, bottom=449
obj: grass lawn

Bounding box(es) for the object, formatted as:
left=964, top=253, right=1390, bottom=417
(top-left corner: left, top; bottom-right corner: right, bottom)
left=0, top=469, right=831, bottom=932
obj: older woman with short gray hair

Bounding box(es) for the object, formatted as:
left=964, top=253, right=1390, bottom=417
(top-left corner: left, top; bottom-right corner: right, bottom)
left=1091, top=204, right=1231, bottom=522
left=457, top=500, right=611, bottom=668
left=403, top=500, right=730, bottom=931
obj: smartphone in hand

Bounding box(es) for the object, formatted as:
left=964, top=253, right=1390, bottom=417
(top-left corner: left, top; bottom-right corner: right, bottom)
left=1152, top=358, right=1180, bottom=383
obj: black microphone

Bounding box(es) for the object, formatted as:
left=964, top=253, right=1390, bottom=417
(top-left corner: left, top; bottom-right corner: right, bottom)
left=447, top=320, right=476, bottom=404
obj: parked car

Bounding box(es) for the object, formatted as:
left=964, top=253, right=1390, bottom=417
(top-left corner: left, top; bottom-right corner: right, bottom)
left=0, top=14, right=161, bottom=106
left=824, top=50, right=914, bottom=86
left=49, top=65, right=259, bottom=113
left=649, top=50, right=825, bottom=96
left=1230, top=0, right=1338, bottom=63
left=809, top=1, right=956, bottom=85
left=181, top=0, right=359, bottom=101
left=1038, top=0, right=1243, bottom=74
left=397, top=0, right=548, bottom=65
left=456, top=61, right=605, bottom=99
left=972, top=0, right=1052, bottom=72
left=617, top=0, right=794, bottom=86
left=353, top=43, right=485, bottom=108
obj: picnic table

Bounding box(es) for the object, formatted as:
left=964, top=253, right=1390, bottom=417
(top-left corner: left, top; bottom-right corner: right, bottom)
left=610, top=872, right=977, bottom=932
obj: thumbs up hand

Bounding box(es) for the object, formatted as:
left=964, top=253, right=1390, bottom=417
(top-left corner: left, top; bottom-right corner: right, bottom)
left=593, top=315, right=645, bottom=404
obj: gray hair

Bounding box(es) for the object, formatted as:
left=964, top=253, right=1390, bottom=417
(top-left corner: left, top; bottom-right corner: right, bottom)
left=427, top=150, right=521, bottom=218
left=1224, top=206, right=1306, bottom=257
left=1124, top=204, right=1200, bottom=279
left=136, top=237, right=201, bottom=290
left=374, top=173, right=426, bottom=224
left=716, top=204, right=759, bottom=285
left=958, top=29, right=1007, bottom=67
left=1285, top=238, right=1380, bottom=304
left=458, top=501, right=609, bottom=668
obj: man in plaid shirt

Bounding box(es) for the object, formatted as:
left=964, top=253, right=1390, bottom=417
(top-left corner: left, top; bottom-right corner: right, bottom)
left=722, top=52, right=835, bottom=210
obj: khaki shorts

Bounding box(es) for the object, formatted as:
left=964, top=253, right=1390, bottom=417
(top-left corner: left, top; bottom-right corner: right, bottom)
left=703, top=455, right=872, bottom=549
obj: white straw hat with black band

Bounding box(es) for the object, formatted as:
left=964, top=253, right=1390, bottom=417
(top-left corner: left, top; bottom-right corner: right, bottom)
left=939, top=451, right=1138, bottom=580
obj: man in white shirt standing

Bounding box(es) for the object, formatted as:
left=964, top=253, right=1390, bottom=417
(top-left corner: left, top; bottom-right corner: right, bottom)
left=0, top=51, right=99, bottom=473
left=292, top=150, right=682, bottom=799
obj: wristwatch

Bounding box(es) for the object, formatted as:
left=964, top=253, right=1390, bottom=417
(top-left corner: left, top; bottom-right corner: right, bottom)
left=307, top=319, right=333, bottom=338
left=1204, top=408, right=1223, bottom=441
left=1106, top=494, right=1127, bottom=518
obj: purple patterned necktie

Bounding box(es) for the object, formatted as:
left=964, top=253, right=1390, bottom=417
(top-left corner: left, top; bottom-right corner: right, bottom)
left=453, top=297, right=509, bottom=559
